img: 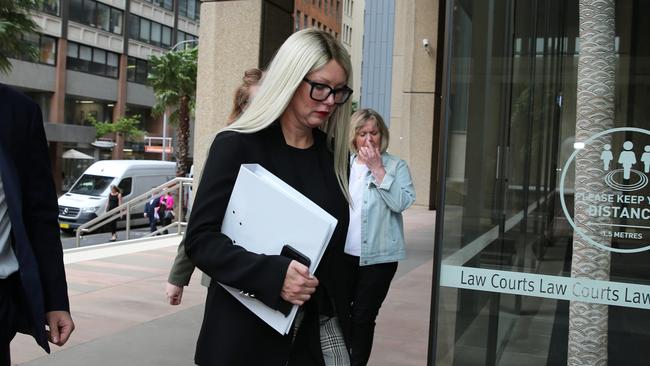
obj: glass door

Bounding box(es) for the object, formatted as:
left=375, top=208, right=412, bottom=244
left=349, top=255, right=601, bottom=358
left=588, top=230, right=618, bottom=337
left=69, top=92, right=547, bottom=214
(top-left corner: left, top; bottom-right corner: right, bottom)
left=432, top=0, right=650, bottom=365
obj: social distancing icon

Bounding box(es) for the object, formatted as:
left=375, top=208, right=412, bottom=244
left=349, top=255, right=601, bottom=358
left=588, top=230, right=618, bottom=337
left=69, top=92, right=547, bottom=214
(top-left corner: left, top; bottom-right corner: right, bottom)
left=561, top=127, right=650, bottom=253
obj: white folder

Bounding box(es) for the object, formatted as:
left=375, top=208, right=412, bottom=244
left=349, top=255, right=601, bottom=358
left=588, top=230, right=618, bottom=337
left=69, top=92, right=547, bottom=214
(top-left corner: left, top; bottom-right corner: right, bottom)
left=219, top=164, right=338, bottom=334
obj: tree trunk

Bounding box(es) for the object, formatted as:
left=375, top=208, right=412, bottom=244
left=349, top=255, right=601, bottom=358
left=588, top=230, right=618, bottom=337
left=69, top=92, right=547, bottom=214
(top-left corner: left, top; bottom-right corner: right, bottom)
left=112, top=132, right=124, bottom=160
left=568, top=1, right=615, bottom=365
left=176, top=95, right=191, bottom=177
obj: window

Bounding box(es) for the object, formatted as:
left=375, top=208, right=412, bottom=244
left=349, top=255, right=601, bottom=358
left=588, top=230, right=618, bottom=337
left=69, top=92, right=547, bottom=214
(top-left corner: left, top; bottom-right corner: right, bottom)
left=106, top=52, right=119, bottom=78
left=96, top=3, right=110, bottom=32
left=178, top=0, right=200, bottom=20
left=90, top=48, right=106, bottom=75
left=69, top=0, right=123, bottom=35
left=83, top=0, right=95, bottom=26
left=176, top=31, right=198, bottom=48
left=40, top=36, right=57, bottom=65
left=139, top=18, right=151, bottom=42
left=9, top=33, right=57, bottom=66
left=143, top=0, right=173, bottom=11
left=40, top=0, right=60, bottom=16
left=70, top=174, right=114, bottom=196
left=135, top=59, right=148, bottom=83
left=127, top=57, right=149, bottom=84
left=70, top=0, right=83, bottom=21
left=162, top=27, right=171, bottom=47
left=67, top=43, right=78, bottom=58
left=79, top=45, right=92, bottom=71
left=110, top=8, right=123, bottom=34
left=179, top=0, right=188, bottom=17
left=151, top=22, right=161, bottom=46
left=118, top=178, right=132, bottom=196
left=129, top=14, right=173, bottom=48
left=128, top=14, right=139, bottom=39
left=67, top=41, right=119, bottom=78
left=187, top=0, right=196, bottom=20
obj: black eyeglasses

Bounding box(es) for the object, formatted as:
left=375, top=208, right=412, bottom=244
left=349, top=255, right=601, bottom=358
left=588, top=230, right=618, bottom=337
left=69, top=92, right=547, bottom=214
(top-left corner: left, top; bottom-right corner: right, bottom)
left=302, top=78, right=353, bottom=105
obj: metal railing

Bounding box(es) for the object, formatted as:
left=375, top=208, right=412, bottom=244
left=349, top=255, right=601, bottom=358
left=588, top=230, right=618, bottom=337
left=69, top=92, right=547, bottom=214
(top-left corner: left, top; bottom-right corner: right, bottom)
left=74, top=177, right=193, bottom=247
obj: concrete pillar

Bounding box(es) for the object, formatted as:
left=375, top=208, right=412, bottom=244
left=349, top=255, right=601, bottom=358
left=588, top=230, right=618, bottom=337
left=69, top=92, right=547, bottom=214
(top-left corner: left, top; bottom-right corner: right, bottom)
left=112, top=54, right=129, bottom=160
left=193, top=0, right=293, bottom=189
left=49, top=38, right=68, bottom=194
left=390, top=0, right=439, bottom=207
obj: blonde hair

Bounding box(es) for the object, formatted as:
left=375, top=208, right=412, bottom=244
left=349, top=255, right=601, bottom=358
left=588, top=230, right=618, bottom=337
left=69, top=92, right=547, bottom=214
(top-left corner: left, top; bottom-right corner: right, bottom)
left=349, top=108, right=390, bottom=154
left=224, top=29, right=353, bottom=200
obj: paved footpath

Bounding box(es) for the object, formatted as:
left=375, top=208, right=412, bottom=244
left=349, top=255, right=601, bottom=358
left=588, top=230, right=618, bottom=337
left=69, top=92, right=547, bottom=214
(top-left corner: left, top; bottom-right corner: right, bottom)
left=11, top=206, right=435, bottom=366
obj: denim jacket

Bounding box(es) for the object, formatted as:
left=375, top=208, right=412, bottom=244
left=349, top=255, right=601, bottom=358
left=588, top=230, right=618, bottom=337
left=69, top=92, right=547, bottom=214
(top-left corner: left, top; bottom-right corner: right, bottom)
left=353, top=152, right=416, bottom=266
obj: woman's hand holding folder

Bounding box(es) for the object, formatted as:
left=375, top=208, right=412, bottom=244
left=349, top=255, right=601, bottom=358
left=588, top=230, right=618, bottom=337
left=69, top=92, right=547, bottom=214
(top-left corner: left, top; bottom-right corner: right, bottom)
left=281, top=261, right=319, bottom=305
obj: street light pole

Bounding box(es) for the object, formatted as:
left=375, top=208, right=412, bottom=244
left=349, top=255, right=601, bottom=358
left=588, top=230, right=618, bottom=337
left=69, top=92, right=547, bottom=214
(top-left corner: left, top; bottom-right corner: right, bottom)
left=159, top=38, right=198, bottom=162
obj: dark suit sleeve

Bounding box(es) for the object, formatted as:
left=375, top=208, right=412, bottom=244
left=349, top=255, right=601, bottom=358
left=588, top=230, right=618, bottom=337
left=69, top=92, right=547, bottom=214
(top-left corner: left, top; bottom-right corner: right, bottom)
left=21, top=103, right=70, bottom=312
left=184, top=132, right=292, bottom=314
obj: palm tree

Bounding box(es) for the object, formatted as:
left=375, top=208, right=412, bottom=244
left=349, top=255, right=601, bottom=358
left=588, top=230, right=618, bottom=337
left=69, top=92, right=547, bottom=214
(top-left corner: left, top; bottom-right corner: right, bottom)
left=147, top=46, right=198, bottom=177
left=568, top=1, right=615, bottom=365
left=0, top=0, right=40, bottom=74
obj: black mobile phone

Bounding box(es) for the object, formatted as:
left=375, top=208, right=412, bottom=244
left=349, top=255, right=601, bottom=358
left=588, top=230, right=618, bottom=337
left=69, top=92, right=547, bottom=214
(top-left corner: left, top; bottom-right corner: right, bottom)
left=281, top=244, right=311, bottom=267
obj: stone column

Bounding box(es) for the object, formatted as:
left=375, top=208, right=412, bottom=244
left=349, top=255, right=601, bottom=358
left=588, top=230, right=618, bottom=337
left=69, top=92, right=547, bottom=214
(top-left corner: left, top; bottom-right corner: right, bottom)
left=192, top=0, right=292, bottom=190
left=390, top=0, right=439, bottom=207
left=112, top=54, right=129, bottom=160
left=49, top=38, right=68, bottom=194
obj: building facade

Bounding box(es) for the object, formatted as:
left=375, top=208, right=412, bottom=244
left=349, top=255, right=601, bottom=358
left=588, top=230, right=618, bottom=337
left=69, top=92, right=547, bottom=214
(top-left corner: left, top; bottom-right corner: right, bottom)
left=293, top=0, right=341, bottom=37
left=340, top=0, right=364, bottom=103
left=1, top=0, right=200, bottom=192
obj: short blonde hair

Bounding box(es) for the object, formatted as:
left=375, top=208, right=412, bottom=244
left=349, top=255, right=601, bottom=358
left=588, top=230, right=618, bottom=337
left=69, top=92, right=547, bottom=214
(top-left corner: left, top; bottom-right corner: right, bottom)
left=349, top=108, right=389, bottom=153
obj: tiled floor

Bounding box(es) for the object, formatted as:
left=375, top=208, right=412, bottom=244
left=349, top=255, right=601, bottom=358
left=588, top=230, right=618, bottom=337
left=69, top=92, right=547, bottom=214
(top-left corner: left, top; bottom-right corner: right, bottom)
left=11, top=206, right=436, bottom=366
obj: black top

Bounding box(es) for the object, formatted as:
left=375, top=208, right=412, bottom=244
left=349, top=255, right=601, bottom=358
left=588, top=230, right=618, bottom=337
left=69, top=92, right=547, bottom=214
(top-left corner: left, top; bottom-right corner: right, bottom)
left=107, top=193, right=120, bottom=210
left=185, top=122, right=350, bottom=366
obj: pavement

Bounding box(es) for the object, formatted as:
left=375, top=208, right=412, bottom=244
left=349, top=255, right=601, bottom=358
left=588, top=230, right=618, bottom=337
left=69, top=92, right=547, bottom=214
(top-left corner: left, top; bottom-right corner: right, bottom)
left=10, top=206, right=435, bottom=366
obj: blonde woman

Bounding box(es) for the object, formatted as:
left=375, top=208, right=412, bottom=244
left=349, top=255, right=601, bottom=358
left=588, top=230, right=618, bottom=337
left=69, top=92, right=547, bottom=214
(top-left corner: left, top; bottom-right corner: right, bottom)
left=184, top=29, right=353, bottom=366
left=343, top=108, right=415, bottom=365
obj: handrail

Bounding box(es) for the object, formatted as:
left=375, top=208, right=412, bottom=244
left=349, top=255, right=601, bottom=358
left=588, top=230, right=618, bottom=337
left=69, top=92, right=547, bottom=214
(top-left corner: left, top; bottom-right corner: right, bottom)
left=74, top=177, right=193, bottom=247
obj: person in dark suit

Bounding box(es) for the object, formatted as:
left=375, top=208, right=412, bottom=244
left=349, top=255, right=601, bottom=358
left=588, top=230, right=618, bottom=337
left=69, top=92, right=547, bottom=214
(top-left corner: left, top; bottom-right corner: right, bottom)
left=184, top=29, right=353, bottom=366
left=143, top=195, right=160, bottom=233
left=0, top=84, right=75, bottom=366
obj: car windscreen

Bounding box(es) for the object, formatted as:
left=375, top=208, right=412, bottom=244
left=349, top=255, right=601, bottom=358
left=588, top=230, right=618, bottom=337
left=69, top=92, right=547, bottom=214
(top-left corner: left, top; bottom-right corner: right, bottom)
left=69, top=174, right=114, bottom=196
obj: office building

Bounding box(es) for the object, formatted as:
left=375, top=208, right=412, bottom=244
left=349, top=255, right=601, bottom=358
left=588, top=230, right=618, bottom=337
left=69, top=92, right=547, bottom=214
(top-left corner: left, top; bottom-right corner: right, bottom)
left=1, top=0, right=200, bottom=192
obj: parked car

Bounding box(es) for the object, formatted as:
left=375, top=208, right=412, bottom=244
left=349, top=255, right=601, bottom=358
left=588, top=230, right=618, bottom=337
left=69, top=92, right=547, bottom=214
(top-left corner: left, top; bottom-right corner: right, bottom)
left=58, top=160, right=176, bottom=232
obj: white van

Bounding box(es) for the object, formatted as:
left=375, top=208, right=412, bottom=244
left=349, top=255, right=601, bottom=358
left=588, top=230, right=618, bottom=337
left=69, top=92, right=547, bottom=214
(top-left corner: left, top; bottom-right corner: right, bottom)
left=58, top=160, right=176, bottom=232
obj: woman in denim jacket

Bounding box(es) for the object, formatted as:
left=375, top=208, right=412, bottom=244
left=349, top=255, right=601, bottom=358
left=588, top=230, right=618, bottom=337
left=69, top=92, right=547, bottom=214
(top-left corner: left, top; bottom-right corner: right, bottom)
left=344, top=108, right=416, bottom=365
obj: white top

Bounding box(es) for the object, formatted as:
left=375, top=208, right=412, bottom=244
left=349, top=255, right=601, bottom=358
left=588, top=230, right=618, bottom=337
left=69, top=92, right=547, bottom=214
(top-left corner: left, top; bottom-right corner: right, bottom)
left=0, top=174, right=18, bottom=279
left=344, top=159, right=369, bottom=256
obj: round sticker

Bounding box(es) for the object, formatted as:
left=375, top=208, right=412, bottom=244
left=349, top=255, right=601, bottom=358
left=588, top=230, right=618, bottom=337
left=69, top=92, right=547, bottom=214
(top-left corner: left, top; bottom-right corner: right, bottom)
left=560, top=127, right=650, bottom=253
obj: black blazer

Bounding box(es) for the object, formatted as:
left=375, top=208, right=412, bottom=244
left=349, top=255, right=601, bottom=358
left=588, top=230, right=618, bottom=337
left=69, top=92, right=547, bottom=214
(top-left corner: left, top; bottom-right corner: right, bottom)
left=185, top=123, right=350, bottom=366
left=143, top=196, right=160, bottom=218
left=0, top=84, right=70, bottom=352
